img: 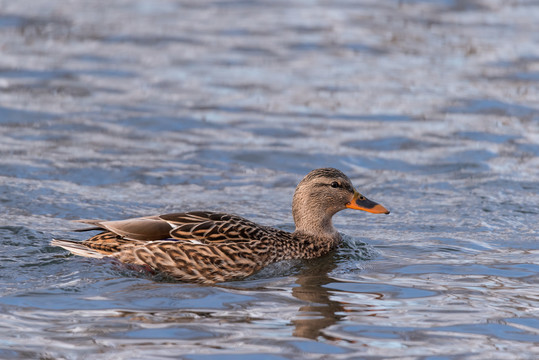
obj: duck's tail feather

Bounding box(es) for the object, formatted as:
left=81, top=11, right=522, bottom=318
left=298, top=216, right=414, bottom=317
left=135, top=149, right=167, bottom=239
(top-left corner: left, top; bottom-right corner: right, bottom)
left=72, top=219, right=106, bottom=232
left=51, top=239, right=107, bottom=259
left=72, top=227, right=103, bottom=232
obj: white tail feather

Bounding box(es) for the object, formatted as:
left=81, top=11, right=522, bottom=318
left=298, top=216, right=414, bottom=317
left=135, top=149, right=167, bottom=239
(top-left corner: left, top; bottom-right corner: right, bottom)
left=50, top=239, right=107, bottom=259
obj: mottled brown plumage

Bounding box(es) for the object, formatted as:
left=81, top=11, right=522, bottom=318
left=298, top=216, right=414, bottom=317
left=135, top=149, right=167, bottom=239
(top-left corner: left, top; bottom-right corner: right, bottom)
left=51, top=168, right=389, bottom=284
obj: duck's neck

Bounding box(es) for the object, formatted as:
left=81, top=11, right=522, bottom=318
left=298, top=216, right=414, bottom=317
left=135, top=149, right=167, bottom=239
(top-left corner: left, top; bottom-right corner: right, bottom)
left=292, top=194, right=339, bottom=239
left=293, top=211, right=338, bottom=238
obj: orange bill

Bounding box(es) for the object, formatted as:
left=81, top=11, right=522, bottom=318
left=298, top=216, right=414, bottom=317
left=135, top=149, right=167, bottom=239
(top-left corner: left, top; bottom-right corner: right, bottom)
left=346, top=191, right=390, bottom=214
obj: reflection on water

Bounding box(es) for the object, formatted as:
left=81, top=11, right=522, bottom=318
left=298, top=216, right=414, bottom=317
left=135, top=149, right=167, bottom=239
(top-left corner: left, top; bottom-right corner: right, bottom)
left=292, top=258, right=344, bottom=340
left=1, top=0, right=539, bottom=358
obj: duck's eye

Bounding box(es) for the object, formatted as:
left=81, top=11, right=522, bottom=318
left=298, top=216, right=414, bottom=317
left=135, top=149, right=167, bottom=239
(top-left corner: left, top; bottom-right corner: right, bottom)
left=330, top=181, right=340, bottom=188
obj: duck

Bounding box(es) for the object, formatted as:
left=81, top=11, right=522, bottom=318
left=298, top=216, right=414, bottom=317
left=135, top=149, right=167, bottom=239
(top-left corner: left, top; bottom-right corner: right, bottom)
left=51, top=168, right=389, bottom=284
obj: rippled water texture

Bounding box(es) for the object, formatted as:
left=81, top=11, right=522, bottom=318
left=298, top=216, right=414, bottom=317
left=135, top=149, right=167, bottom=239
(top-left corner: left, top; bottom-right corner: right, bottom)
left=1, top=0, right=538, bottom=359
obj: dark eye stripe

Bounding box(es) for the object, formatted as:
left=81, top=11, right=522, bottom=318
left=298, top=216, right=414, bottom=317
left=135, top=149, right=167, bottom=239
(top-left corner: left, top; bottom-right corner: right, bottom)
left=314, top=180, right=353, bottom=192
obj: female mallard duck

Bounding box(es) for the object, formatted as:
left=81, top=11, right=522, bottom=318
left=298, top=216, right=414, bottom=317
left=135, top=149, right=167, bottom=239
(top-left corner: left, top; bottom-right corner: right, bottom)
left=51, top=168, right=389, bottom=284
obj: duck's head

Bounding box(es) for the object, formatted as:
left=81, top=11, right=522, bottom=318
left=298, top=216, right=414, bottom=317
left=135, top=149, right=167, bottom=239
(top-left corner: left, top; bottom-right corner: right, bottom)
left=292, top=168, right=389, bottom=236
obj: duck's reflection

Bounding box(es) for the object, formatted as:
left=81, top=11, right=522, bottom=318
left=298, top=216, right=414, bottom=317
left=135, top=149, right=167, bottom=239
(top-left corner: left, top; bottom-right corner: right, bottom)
left=290, top=256, right=345, bottom=340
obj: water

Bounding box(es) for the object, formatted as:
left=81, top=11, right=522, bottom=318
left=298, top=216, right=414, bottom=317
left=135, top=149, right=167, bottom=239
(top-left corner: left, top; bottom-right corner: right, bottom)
left=1, top=0, right=538, bottom=358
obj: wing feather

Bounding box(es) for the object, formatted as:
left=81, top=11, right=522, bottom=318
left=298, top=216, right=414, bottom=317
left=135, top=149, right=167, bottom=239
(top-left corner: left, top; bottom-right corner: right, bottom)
left=160, top=211, right=270, bottom=244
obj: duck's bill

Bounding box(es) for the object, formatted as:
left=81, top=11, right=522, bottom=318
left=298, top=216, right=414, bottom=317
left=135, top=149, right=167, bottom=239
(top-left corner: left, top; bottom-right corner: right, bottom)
left=346, top=191, right=390, bottom=214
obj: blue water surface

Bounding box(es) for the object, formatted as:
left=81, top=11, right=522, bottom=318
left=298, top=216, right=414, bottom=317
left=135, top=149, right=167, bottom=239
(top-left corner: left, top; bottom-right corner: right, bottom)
left=0, top=0, right=538, bottom=359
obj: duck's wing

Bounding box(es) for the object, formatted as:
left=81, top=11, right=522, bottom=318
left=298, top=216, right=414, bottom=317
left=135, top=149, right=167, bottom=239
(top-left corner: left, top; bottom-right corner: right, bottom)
left=74, top=216, right=173, bottom=241
left=73, top=211, right=273, bottom=244
left=159, top=211, right=272, bottom=244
